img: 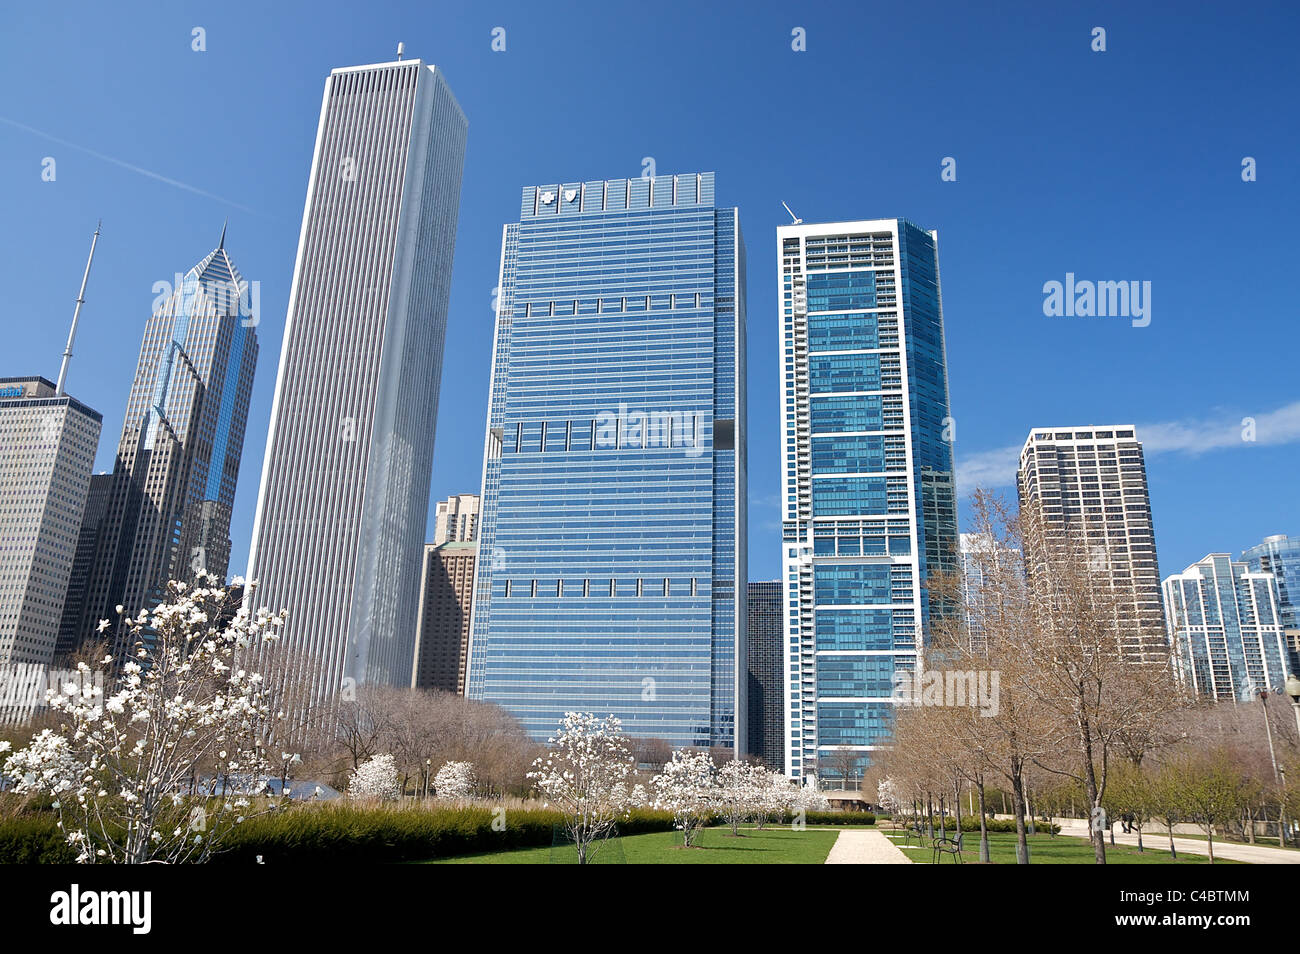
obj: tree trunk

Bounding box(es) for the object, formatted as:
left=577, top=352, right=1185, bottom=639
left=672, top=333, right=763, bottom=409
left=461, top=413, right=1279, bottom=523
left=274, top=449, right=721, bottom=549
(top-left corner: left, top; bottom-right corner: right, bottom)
left=1077, top=710, right=1106, bottom=864
left=977, top=780, right=991, bottom=863
left=1011, top=771, right=1030, bottom=864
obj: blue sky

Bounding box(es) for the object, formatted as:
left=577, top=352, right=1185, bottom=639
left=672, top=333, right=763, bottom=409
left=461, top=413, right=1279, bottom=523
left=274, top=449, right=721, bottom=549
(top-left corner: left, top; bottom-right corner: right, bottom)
left=2, top=0, right=1297, bottom=584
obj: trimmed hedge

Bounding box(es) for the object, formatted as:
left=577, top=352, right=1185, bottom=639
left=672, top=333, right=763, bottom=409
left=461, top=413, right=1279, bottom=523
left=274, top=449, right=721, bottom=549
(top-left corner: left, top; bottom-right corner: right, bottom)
left=887, top=816, right=1060, bottom=835
left=212, top=804, right=678, bottom=864
left=0, top=816, right=75, bottom=864
left=0, top=804, right=873, bottom=863
left=795, top=811, right=876, bottom=826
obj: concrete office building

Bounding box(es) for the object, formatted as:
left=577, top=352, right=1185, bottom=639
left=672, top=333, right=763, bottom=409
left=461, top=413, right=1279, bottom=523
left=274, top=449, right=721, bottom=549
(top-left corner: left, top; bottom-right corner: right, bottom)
left=247, top=58, right=467, bottom=710
left=0, top=377, right=101, bottom=668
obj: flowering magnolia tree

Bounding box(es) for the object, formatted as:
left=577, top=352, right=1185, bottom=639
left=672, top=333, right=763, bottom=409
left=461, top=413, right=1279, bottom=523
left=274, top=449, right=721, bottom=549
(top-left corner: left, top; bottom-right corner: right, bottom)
left=1, top=575, right=290, bottom=863
left=527, top=712, right=634, bottom=865
left=349, top=753, right=401, bottom=800
left=652, top=749, right=717, bottom=846
left=432, top=760, right=476, bottom=798
left=877, top=776, right=905, bottom=817
left=717, top=760, right=768, bottom=835
left=752, top=769, right=795, bottom=830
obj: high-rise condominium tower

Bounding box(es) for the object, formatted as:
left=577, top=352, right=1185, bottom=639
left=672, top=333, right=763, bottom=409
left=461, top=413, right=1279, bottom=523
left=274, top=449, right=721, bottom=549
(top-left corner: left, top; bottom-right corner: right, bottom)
left=433, top=493, right=479, bottom=545
left=71, top=236, right=257, bottom=656
left=247, top=59, right=467, bottom=709
left=467, top=173, right=746, bottom=749
left=1242, top=534, right=1300, bottom=672
left=0, top=377, right=101, bottom=667
left=1163, top=553, right=1289, bottom=700
left=1017, top=426, right=1167, bottom=662
left=779, top=219, right=957, bottom=783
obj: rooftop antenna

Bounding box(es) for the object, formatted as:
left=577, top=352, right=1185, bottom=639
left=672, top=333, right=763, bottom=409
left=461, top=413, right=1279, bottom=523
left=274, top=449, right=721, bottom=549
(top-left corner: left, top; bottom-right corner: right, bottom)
left=782, top=201, right=803, bottom=225
left=56, top=221, right=101, bottom=396
left=396, top=42, right=404, bottom=61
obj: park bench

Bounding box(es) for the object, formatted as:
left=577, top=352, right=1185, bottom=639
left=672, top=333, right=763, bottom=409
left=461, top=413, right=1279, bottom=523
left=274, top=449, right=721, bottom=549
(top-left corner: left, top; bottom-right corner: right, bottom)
left=903, top=821, right=925, bottom=847
left=932, top=831, right=964, bottom=864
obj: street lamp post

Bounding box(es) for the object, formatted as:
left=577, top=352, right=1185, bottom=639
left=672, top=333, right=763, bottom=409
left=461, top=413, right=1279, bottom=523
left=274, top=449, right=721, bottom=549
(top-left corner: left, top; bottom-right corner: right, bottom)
left=1259, top=690, right=1287, bottom=847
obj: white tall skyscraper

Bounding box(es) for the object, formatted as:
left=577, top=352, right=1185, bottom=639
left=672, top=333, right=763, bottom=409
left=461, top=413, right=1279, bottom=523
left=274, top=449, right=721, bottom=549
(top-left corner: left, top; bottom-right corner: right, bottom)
left=779, top=220, right=957, bottom=784
left=247, top=59, right=467, bottom=710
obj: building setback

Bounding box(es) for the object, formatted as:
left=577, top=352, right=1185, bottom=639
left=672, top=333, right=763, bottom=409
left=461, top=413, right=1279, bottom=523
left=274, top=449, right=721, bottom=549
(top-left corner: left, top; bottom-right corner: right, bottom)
left=466, top=172, right=746, bottom=749
left=746, top=581, right=783, bottom=770
left=70, top=236, right=257, bottom=657
left=1163, top=553, right=1289, bottom=700
left=246, top=59, right=467, bottom=711
left=411, top=540, right=477, bottom=694
left=1017, top=426, right=1166, bottom=662
left=779, top=219, right=957, bottom=784
left=0, top=377, right=101, bottom=667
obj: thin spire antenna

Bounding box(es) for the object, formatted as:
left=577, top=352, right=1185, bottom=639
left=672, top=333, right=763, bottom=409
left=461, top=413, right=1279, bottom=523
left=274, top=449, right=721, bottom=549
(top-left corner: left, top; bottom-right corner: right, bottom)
left=219, top=218, right=227, bottom=250
left=396, top=42, right=405, bottom=61
left=782, top=201, right=803, bottom=225
left=56, top=221, right=101, bottom=396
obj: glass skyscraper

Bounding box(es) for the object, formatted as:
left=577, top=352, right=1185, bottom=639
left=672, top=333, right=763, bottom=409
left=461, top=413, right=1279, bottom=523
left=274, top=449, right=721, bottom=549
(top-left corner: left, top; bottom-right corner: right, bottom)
left=247, top=59, right=467, bottom=712
left=67, top=235, right=257, bottom=657
left=466, top=172, right=746, bottom=750
left=778, top=220, right=956, bottom=783
left=1163, top=553, right=1289, bottom=700
left=1241, top=533, right=1300, bottom=672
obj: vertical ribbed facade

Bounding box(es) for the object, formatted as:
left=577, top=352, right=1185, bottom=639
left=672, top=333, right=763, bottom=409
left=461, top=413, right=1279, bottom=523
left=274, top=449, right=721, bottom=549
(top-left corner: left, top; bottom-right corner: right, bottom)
left=778, top=220, right=957, bottom=783
left=1163, top=553, right=1289, bottom=700
left=466, top=173, right=746, bottom=750
left=71, top=242, right=258, bottom=656
left=247, top=60, right=467, bottom=710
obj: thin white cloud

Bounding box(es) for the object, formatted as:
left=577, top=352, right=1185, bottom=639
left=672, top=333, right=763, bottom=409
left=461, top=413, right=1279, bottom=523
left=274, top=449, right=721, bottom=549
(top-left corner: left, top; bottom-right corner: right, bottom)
left=955, top=442, right=1023, bottom=490
left=955, top=400, right=1300, bottom=491
left=1, top=116, right=264, bottom=215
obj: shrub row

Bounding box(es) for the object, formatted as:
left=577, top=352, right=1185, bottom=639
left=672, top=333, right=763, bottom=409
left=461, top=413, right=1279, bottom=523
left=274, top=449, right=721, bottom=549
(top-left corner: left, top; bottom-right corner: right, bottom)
left=212, top=804, right=678, bottom=864
left=0, top=815, right=75, bottom=864
left=888, top=816, right=1060, bottom=835
left=0, top=804, right=870, bottom=864
left=793, top=811, right=876, bottom=826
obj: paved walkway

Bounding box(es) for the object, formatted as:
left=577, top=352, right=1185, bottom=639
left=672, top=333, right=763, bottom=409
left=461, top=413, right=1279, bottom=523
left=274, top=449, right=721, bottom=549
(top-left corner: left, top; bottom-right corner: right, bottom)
left=824, top=828, right=913, bottom=864
left=1050, top=818, right=1300, bottom=865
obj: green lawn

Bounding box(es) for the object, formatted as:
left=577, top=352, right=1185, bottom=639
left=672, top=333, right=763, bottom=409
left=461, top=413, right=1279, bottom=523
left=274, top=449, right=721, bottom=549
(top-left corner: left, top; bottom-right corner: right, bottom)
left=885, top=830, right=1242, bottom=864
left=428, top=825, right=840, bottom=864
